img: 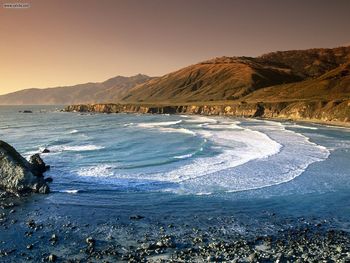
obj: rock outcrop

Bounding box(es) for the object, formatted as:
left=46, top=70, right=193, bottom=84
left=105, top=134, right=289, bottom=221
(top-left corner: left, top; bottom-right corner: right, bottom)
left=0, top=140, right=50, bottom=194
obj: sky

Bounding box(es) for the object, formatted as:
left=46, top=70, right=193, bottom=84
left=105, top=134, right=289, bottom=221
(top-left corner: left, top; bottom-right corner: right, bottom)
left=1, top=0, right=350, bottom=95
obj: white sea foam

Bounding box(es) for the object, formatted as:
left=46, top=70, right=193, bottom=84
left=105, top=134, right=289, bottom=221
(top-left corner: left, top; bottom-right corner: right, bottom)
left=132, top=122, right=282, bottom=184
left=197, top=123, right=209, bottom=127
left=321, top=124, right=350, bottom=130
left=287, top=124, right=319, bottom=130
left=173, top=153, right=195, bottom=159
left=25, top=142, right=102, bottom=156
left=68, top=129, right=79, bottom=134
left=137, top=120, right=182, bottom=127
left=157, top=127, right=196, bottom=136
left=117, top=119, right=330, bottom=194
left=195, top=192, right=212, bottom=196
left=201, top=122, right=243, bottom=130
left=185, top=116, right=218, bottom=123
left=59, top=189, right=80, bottom=194
left=76, top=164, right=115, bottom=178
left=50, top=144, right=104, bottom=152
left=135, top=120, right=195, bottom=135
left=173, top=129, right=281, bottom=182
left=25, top=146, right=54, bottom=157
left=123, top=122, right=134, bottom=127
left=38, top=147, right=48, bottom=153
left=176, top=120, right=330, bottom=194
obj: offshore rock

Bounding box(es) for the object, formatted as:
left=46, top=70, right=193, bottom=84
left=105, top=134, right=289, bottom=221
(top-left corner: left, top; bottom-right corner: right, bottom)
left=0, top=140, right=50, bottom=194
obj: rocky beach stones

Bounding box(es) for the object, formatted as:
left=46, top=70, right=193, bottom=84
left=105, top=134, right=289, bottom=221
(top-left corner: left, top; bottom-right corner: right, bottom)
left=0, top=140, right=50, bottom=194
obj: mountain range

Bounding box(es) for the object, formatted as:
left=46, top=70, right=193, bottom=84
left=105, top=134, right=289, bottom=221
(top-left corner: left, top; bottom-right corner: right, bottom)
left=1, top=46, right=350, bottom=107
left=0, top=74, right=152, bottom=105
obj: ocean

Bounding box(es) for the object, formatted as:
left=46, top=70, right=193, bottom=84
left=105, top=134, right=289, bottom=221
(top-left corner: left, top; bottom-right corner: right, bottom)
left=0, top=105, right=350, bottom=260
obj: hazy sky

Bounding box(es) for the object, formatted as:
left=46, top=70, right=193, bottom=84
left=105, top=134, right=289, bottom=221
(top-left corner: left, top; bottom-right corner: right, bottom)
left=1, top=0, right=350, bottom=95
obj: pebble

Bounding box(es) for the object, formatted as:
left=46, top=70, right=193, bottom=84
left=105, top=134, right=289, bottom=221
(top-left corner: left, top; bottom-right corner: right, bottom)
left=26, top=244, right=33, bottom=250
left=86, top=237, right=95, bottom=246
left=48, top=254, right=57, bottom=262
left=50, top=234, right=58, bottom=242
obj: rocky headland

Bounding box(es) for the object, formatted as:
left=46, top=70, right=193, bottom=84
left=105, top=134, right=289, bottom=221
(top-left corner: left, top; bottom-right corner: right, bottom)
left=64, top=99, right=350, bottom=126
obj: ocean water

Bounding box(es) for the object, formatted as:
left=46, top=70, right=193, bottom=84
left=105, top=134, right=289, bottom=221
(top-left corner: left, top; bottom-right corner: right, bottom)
left=1, top=105, right=350, bottom=235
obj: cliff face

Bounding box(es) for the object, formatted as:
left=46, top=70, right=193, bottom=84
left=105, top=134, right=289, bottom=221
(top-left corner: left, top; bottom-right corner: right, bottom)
left=65, top=99, right=350, bottom=124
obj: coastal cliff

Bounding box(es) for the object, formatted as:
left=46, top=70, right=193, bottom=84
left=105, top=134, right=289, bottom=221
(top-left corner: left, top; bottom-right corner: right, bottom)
left=65, top=99, right=350, bottom=125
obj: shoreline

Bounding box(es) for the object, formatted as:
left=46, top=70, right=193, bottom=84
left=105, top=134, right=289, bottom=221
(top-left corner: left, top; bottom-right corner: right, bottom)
left=1, top=191, right=349, bottom=262
left=255, top=116, right=350, bottom=129
left=63, top=102, right=350, bottom=128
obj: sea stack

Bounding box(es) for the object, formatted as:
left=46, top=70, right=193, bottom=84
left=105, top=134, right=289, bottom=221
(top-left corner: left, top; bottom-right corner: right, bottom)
left=0, top=140, right=50, bottom=194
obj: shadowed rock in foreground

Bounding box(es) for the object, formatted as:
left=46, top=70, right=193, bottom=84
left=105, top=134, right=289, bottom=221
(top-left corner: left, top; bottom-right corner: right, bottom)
left=0, top=140, right=50, bottom=195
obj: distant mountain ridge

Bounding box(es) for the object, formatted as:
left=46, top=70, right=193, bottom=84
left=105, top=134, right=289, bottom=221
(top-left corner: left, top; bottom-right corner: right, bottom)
left=1, top=46, right=350, bottom=106
left=0, top=74, right=152, bottom=105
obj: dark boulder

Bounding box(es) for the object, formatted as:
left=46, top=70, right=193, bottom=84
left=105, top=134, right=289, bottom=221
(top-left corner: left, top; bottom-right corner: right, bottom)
left=29, top=154, right=49, bottom=176
left=42, top=148, right=50, bottom=153
left=0, top=140, right=50, bottom=194
left=45, top=177, right=53, bottom=183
